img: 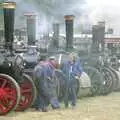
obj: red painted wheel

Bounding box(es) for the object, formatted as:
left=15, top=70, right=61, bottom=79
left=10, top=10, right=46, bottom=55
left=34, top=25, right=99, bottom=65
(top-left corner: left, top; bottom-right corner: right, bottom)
left=16, top=73, right=37, bottom=111
left=0, top=74, right=20, bottom=115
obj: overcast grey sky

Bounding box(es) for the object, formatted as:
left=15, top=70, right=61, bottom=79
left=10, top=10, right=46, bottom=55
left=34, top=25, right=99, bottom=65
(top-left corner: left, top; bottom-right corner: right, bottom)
left=2, top=0, right=120, bottom=35
left=85, top=0, right=120, bottom=34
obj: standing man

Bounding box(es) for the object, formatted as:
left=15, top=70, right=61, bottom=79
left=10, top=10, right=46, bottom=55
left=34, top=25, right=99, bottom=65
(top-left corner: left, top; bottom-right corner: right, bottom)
left=61, top=52, right=83, bottom=108
left=33, top=55, right=60, bottom=111
left=48, top=56, right=60, bottom=109
left=33, top=55, right=49, bottom=112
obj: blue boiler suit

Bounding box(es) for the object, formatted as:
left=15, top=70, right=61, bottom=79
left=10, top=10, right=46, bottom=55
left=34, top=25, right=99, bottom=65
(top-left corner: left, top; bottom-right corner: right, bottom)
left=61, top=59, right=83, bottom=108
left=34, top=61, right=60, bottom=110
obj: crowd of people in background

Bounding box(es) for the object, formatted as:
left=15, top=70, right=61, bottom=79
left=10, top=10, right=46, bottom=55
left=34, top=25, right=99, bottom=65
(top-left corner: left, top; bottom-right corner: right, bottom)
left=33, top=52, right=83, bottom=112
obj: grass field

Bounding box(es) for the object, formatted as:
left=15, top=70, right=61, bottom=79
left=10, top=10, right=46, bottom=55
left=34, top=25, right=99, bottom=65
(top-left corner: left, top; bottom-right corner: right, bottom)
left=1, top=92, right=120, bottom=120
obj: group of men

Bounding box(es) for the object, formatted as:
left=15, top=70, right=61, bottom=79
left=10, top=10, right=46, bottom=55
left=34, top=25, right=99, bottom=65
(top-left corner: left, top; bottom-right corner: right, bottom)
left=33, top=52, right=84, bottom=112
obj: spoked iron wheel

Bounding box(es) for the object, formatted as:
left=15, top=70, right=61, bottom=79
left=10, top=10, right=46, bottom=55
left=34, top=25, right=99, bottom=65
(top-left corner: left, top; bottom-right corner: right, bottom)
left=100, top=67, right=114, bottom=95
left=16, top=73, right=37, bottom=111
left=77, top=72, right=92, bottom=98
left=113, top=71, right=120, bottom=91
left=75, top=78, right=80, bottom=96
left=54, top=69, right=80, bottom=101
left=0, top=74, right=20, bottom=115
left=54, top=70, right=66, bottom=101
left=108, top=67, right=119, bottom=91
left=84, top=66, right=104, bottom=96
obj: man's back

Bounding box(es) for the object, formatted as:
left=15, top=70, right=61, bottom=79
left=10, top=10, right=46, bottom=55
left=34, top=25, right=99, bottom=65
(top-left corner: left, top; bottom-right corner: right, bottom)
left=34, top=60, right=54, bottom=78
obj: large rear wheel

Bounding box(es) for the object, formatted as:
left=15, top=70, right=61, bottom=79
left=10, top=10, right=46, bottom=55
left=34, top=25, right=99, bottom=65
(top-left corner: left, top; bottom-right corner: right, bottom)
left=54, top=70, right=66, bottom=101
left=54, top=69, right=80, bottom=101
left=0, top=74, right=20, bottom=115
left=100, top=67, right=114, bottom=95
left=84, top=66, right=104, bottom=96
left=15, top=74, right=37, bottom=111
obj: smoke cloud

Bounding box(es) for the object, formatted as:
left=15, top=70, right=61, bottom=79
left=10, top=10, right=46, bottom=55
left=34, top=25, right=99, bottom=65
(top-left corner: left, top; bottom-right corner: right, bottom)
left=2, top=0, right=120, bottom=35
left=86, top=0, right=120, bottom=34
left=2, top=0, right=87, bottom=35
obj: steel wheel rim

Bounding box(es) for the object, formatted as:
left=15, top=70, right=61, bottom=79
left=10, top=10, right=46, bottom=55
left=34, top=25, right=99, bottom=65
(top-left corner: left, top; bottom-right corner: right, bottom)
left=0, top=76, right=18, bottom=115
left=101, top=68, right=114, bottom=94
left=84, top=66, right=104, bottom=95
left=54, top=70, right=65, bottom=100
left=109, top=67, right=119, bottom=91
left=16, top=75, right=33, bottom=111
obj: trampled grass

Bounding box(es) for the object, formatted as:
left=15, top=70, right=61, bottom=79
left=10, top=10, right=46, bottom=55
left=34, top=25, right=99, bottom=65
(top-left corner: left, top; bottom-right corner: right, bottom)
left=1, top=92, right=120, bottom=120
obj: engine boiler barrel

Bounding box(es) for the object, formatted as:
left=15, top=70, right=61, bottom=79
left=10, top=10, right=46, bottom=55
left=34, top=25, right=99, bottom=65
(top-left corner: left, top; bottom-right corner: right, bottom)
left=64, top=15, right=74, bottom=50
left=3, top=2, right=16, bottom=51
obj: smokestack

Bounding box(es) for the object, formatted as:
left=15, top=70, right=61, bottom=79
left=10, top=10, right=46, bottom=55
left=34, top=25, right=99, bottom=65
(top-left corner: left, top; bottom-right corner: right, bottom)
left=64, top=15, right=74, bottom=50
left=92, top=21, right=105, bottom=52
left=92, top=25, right=99, bottom=44
left=2, top=2, right=16, bottom=52
left=0, top=30, right=4, bottom=40
left=18, top=30, right=22, bottom=41
left=15, top=29, right=21, bottom=41
left=43, top=31, right=49, bottom=50
left=98, top=21, right=105, bottom=48
left=24, top=13, right=36, bottom=45
left=52, top=23, right=59, bottom=48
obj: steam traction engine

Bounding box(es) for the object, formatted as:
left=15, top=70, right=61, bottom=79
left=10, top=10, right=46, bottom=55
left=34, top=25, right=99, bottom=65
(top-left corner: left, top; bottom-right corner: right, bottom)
left=0, top=2, right=37, bottom=115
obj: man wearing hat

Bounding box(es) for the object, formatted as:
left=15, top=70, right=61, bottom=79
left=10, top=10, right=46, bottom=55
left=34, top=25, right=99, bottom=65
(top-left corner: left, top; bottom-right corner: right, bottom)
left=33, top=54, right=49, bottom=112
left=33, top=54, right=60, bottom=111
